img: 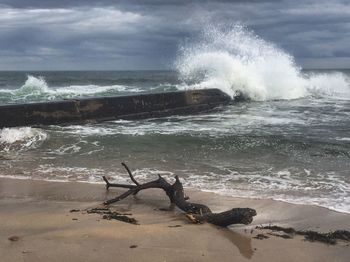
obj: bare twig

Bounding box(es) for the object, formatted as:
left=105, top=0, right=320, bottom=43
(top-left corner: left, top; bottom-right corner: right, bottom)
left=122, top=162, right=140, bottom=186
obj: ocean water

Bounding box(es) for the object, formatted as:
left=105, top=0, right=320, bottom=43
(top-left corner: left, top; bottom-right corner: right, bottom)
left=0, top=25, right=349, bottom=213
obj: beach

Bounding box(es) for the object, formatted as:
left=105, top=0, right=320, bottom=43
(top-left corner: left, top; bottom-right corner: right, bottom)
left=1, top=177, right=349, bottom=262
left=1, top=1, right=350, bottom=261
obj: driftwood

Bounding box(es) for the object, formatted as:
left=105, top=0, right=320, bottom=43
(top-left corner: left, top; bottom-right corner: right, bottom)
left=102, top=163, right=257, bottom=227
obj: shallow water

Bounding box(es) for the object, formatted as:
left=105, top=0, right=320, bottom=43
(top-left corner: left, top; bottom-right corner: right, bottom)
left=0, top=69, right=349, bottom=213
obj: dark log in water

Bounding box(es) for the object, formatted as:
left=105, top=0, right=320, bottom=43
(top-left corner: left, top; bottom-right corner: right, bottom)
left=0, top=89, right=231, bottom=128
left=102, top=163, right=257, bottom=227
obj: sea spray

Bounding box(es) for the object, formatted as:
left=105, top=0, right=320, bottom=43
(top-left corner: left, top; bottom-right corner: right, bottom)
left=176, top=24, right=350, bottom=100
left=14, top=75, right=51, bottom=98
left=306, top=72, right=350, bottom=99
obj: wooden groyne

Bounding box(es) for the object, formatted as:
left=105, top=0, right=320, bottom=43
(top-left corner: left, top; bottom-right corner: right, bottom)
left=0, top=89, right=231, bottom=128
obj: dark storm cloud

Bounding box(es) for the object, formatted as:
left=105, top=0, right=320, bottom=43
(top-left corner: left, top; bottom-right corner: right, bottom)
left=0, top=0, right=349, bottom=70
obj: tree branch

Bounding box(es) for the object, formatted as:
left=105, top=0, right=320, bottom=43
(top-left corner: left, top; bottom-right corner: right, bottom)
left=102, top=163, right=257, bottom=227
left=122, top=162, right=140, bottom=186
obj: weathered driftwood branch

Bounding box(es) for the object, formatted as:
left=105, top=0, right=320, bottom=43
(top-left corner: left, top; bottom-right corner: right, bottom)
left=102, top=163, right=257, bottom=227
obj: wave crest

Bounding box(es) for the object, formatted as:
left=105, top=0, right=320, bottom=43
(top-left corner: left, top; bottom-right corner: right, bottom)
left=14, top=75, right=51, bottom=100
left=1, top=75, right=144, bottom=103
left=176, top=24, right=350, bottom=101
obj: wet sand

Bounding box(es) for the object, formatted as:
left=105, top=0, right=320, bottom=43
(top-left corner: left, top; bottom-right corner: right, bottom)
left=0, top=177, right=349, bottom=262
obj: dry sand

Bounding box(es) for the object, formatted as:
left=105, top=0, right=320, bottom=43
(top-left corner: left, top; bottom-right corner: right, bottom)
left=0, top=177, right=349, bottom=262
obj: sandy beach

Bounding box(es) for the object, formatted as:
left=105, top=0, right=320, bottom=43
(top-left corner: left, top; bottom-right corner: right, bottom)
left=1, top=0, right=350, bottom=261
left=0, top=177, right=349, bottom=262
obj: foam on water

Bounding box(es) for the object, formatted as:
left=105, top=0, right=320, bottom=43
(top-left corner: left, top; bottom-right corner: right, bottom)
left=1, top=75, right=144, bottom=103
left=7, top=164, right=347, bottom=213
left=176, top=24, right=350, bottom=101
left=183, top=168, right=350, bottom=214
left=0, top=127, right=47, bottom=151
left=53, top=108, right=308, bottom=138
left=24, top=165, right=176, bottom=185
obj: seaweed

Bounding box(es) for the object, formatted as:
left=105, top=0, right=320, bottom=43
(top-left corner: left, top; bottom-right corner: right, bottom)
left=256, top=225, right=350, bottom=245
left=86, top=207, right=138, bottom=225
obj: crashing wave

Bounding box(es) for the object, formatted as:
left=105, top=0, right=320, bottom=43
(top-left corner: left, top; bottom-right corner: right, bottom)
left=176, top=24, right=350, bottom=101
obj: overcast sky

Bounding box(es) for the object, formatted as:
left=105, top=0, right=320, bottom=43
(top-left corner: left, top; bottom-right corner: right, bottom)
left=0, top=0, right=349, bottom=70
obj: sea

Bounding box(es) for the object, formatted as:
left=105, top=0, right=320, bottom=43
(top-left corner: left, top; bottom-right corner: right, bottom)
left=0, top=25, right=349, bottom=213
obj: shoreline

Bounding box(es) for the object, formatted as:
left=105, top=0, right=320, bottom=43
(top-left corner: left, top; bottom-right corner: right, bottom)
left=1, top=174, right=349, bottom=216
left=1, top=177, right=349, bottom=261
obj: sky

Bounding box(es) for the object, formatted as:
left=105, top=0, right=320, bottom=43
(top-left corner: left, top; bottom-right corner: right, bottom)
left=0, top=0, right=349, bottom=70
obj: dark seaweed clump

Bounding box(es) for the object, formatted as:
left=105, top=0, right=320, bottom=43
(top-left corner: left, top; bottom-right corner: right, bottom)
left=86, top=207, right=138, bottom=225
left=256, top=225, right=350, bottom=245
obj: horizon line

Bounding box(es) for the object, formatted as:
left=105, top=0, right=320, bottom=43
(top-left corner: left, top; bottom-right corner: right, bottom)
left=0, top=68, right=349, bottom=72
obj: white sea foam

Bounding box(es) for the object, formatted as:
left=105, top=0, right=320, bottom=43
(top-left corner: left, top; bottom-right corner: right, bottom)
left=0, top=127, right=47, bottom=151
left=14, top=75, right=51, bottom=98
left=56, top=84, right=143, bottom=95
left=1, top=163, right=348, bottom=213
left=3, top=75, right=144, bottom=102
left=176, top=24, right=350, bottom=101
left=182, top=168, right=350, bottom=214
left=335, top=137, right=350, bottom=141
left=306, top=72, right=350, bottom=99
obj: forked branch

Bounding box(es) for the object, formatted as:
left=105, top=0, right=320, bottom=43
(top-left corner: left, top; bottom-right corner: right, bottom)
left=103, top=163, right=256, bottom=227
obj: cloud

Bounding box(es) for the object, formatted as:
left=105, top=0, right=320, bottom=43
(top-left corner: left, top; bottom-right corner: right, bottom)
left=0, top=0, right=349, bottom=69
left=0, top=0, right=278, bottom=8
left=284, top=2, right=350, bottom=16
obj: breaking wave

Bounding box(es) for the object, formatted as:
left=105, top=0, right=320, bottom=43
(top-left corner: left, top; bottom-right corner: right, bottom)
left=176, top=24, right=350, bottom=101
left=0, top=127, right=47, bottom=151
left=0, top=75, right=144, bottom=103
